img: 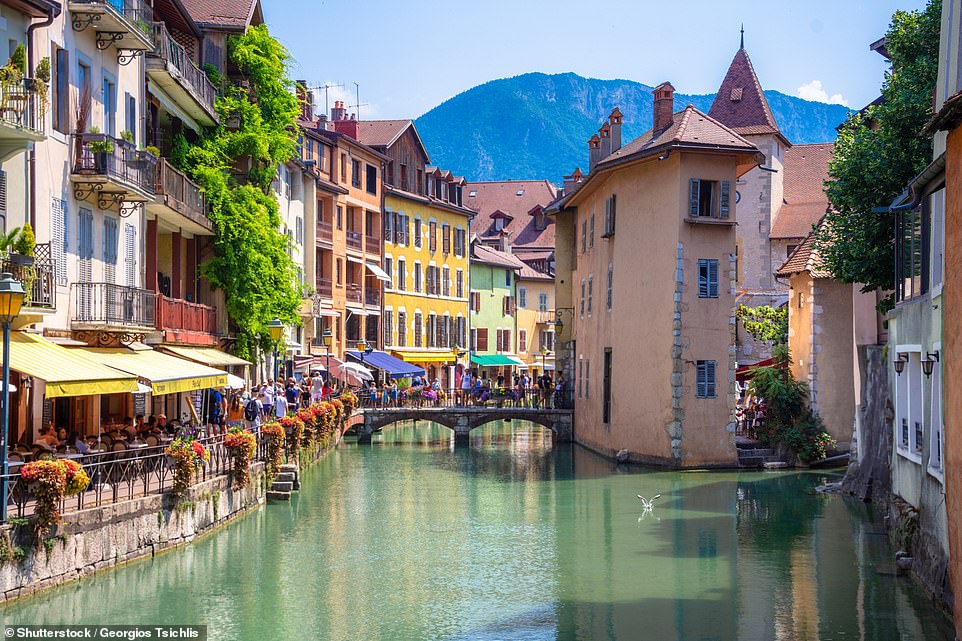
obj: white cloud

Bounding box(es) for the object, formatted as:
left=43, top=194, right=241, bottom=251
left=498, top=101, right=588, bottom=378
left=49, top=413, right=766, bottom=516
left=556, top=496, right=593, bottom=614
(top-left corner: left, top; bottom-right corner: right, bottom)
left=796, top=80, right=849, bottom=107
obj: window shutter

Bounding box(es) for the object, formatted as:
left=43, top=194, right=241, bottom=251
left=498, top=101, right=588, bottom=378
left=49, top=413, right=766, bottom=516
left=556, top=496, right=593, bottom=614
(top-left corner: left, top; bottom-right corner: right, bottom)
left=0, top=171, right=7, bottom=227
left=689, top=179, right=700, bottom=217
left=698, top=260, right=708, bottom=298
left=709, top=260, right=719, bottom=297
left=51, top=198, right=67, bottom=284
left=697, top=364, right=706, bottom=398
left=125, top=223, right=137, bottom=286
left=477, top=328, right=488, bottom=351
left=707, top=361, right=716, bottom=397
left=610, top=194, right=616, bottom=234
left=720, top=181, right=730, bottom=218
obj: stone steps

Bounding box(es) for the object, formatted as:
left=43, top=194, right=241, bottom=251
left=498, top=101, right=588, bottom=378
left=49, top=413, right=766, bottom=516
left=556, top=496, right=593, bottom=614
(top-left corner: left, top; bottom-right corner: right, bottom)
left=269, top=464, right=300, bottom=500
left=267, top=491, right=291, bottom=501
left=737, top=445, right=788, bottom=469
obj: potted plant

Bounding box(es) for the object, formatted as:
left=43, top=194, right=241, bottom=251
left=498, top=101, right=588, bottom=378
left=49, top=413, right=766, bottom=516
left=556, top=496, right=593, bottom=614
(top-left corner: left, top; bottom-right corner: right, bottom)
left=10, top=222, right=34, bottom=267
left=88, top=133, right=114, bottom=174
left=20, top=459, right=90, bottom=542
left=224, top=427, right=257, bottom=489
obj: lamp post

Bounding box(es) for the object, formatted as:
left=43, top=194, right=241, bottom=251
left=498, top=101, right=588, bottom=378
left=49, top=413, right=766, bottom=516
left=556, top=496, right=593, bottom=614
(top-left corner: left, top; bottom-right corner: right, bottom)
left=322, top=327, right=333, bottom=381
left=268, top=317, right=284, bottom=384
left=0, top=273, right=24, bottom=522
left=540, top=344, right=549, bottom=375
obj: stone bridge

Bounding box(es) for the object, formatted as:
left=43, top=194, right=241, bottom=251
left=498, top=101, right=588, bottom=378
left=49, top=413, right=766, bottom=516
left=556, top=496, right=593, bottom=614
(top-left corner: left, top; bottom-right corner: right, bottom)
left=351, top=407, right=573, bottom=445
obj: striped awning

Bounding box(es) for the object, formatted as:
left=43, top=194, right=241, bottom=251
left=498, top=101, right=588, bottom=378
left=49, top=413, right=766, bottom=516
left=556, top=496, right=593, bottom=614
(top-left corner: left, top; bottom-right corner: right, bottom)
left=4, top=332, right=139, bottom=398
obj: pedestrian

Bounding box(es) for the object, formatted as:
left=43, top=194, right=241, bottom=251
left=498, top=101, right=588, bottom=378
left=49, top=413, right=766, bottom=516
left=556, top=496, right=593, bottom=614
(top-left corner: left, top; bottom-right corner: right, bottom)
left=497, top=370, right=505, bottom=388
left=274, top=388, right=289, bottom=419
left=311, top=372, right=324, bottom=403
left=459, top=370, right=472, bottom=405
left=227, top=393, right=245, bottom=428
left=244, top=393, right=261, bottom=428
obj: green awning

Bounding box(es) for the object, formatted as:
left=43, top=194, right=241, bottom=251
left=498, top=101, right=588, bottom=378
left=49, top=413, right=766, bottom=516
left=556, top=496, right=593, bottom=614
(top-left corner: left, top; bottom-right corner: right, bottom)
left=470, top=354, right=525, bottom=367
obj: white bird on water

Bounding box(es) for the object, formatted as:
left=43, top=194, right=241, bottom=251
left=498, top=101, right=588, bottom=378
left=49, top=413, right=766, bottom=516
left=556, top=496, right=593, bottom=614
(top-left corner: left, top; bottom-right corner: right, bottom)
left=637, top=494, right=661, bottom=511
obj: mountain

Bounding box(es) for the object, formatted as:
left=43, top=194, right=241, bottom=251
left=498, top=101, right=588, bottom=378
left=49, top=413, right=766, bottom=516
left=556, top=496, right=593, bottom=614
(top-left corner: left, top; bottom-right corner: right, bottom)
left=414, top=72, right=852, bottom=183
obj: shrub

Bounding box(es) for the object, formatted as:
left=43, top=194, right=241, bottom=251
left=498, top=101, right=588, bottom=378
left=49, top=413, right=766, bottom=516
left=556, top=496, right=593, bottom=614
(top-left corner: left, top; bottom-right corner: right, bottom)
left=224, top=428, right=257, bottom=489
left=21, top=459, right=89, bottom=542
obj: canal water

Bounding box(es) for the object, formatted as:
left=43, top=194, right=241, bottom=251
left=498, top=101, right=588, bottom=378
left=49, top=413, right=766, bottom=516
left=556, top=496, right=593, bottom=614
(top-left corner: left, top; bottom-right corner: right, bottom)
left=0, top=422, right=954, bottom=641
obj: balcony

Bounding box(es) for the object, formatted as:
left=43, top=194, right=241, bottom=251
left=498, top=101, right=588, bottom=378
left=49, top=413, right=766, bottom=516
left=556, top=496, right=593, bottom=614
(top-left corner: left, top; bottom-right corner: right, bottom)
left=68, top=0, right=153, bottom=52
left=146, top=22, right=218, bottom=126
left=365, top=288, right=380, bottom=306
left=0, top=78, right=45, bottom=161
left=71, top=282, right=155, bottom=330
left=70, top=133, right=157, bottom=206
left=346, top=284, right=362, bottom=304
left=147, top=158, right=211, bottom=235
left=0, top=244, right=55, bottom=310
left=536, top=310, right=556, bottom=324
left=155, top=293, right=218, bottom=343
left=316, top=277, right=332, bottom=298
left=316, top=220, right=333, bottom=246
left=364, top=234, right=381, bottom=255
left=346, top=230, right=362, bottom=250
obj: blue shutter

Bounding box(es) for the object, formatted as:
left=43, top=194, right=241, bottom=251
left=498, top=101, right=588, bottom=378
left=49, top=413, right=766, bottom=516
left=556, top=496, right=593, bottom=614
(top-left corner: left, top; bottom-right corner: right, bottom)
left=720, top=181, right=731, bottom=218
left=696, top=362, right=707, bottom=398
left=709, top=260, right=719, bottom=297
left=698, top=260, right=708, bottom=297
left=689, top=179, right=700, bottom=217
left=706, top=361, right=716, bottom=397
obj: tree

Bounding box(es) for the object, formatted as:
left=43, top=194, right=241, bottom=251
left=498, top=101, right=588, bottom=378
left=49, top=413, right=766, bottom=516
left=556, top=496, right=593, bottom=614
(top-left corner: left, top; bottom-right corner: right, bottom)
left=737, top=305, right=788, bottom=345
left=176, top=25, right=303, bottom=359
left=812, top=0, right=941, bottom=313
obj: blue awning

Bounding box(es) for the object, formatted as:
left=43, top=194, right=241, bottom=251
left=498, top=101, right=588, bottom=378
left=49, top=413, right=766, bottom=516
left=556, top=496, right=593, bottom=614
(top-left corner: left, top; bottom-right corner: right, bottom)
left=346, top=350, right=426, bottom=379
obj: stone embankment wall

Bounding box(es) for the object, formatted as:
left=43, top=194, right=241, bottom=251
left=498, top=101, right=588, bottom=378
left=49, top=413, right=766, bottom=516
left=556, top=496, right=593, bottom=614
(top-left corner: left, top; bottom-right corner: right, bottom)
left=0, top=463, right=267, bottom=603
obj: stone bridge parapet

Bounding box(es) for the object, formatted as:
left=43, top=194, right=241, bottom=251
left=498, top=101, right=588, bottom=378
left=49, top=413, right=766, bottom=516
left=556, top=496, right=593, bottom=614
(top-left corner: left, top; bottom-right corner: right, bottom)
left=354, top=407, right=573, bottom=445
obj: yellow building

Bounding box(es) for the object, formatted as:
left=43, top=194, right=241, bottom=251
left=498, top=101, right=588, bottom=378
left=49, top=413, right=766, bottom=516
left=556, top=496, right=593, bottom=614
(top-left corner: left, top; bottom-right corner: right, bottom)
left=515, top=264, right=556, bottom=377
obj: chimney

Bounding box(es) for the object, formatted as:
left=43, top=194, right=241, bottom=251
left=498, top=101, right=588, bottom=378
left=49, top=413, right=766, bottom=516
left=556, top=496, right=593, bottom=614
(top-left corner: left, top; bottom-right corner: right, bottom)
left=599, top=121, right=611, bottom=159
left=331, top=100, right=347, bottom=122
left=295, top=80, right=314, bottom=122
left=333, top=112, right=359, bottom=140
left=563, top=167, right=584, bottom=195
left=588, top=135, right=601, bottom=173
left=652, top=82, right=675, bottom=134
left=608, top=107, right=623, bottom=153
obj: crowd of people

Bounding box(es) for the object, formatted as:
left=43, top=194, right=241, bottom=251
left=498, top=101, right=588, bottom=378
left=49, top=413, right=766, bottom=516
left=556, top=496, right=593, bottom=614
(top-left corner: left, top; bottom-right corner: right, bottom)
left=207, top=373, right=349, bottom=432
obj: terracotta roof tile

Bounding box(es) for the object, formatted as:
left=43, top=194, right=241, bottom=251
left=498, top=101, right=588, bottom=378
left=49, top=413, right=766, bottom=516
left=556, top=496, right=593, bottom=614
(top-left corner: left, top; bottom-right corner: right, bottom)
left=471, top=242, right=528, bottom=270
left=770, top=143, right=834, bottom=239
left=465, top=180, right=559, bottom=250
left=517, top=262, right=554, bottom=281
left=356, top=120, right=413, bottom=148
left=775, top=232, right=830, bottom=278
left=181, top=0, right=259, bottom=27
left=709, top=48, right=781, bottom=138
left=597, top=105, right=757, bottom=167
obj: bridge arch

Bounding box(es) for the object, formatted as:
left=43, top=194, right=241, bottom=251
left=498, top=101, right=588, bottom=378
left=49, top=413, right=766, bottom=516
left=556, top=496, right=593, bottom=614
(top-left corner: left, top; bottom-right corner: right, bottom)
left=357, top=408, right=573, bottom=444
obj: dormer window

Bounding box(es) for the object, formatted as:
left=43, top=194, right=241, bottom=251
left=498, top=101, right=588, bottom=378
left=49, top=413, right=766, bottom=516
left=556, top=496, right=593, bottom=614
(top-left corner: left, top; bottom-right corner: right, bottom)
left=494, top=218, right=505, bottom=231
left=730, top=87, right=743, bottom=102
left=469, top=190, right=477, bottom=197
left=516, top=189, right=524, bottom=196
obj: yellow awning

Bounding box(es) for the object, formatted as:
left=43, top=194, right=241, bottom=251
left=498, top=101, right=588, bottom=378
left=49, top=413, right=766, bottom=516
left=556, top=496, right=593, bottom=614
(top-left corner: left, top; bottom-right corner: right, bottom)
left=5, top=332, right=139, bottom=398
left=74, top=348, right=229, bottom=395
left=391, top=350, right=457, bottom=364
left=160, top=345, right=251, bottom=367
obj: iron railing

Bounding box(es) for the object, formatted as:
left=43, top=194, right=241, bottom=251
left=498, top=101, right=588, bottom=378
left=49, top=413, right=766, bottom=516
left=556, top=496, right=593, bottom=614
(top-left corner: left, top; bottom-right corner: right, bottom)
left=316, top=278, right=332, bottom=297
left=316, top=221, right=333, bottom=244
left=155, top=293, right=217, bottom=335
left=365, top=288, right=380, bottom=306
left=148, top=22, right=217, bottom=117
left=0, top=78, right=44, bottom=134
left=0, top=244, right=55, bottom=310
left=71, top=281, right=156, bottom=327
left=71, top=0, right=153, bottom=37
left=351, top=386, right=567, bottom=410
left=346, top=284, right=362, bottom=303
left=346, top=230, right=362, bottom=250
left=71, top=133, right=157, bottom=195
left=155, top=158, right=207, bottom=223
left=364, top=234, right=381, bottom=254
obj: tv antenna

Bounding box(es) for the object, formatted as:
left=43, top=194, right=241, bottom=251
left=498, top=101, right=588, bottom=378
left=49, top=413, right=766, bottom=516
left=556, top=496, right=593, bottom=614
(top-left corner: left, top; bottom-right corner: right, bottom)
left=312, top=82, right=344, bottom=117
left=349, top=82, right=369, bottom=120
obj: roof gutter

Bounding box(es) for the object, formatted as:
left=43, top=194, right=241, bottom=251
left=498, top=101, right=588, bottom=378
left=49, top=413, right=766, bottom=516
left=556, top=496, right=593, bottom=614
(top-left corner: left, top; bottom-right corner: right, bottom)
left=26, top=1, right=59, bottom=229
left=888, top=152, right=946, bottom=212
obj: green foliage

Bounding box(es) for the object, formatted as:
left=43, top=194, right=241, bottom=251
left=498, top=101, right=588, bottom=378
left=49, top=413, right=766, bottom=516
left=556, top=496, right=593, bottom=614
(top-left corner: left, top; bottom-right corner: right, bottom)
left=0, top=226, right=21, bottom=253
left=145, top=145, right=161, bottom=159
left=202, top=63, right=223, bottom=90
left=415, top=72, right=851, bottom=182
left=34, top=57, right=50, bottom=84
left=10, top=43, right=25, bottom=74
left=121, top=129, right=134, bottom=143
left=89, top=139, right=114, bottom=153
left=747, top=345, right=835, bottom=462
left=736, top=304, right=788, bottom=345
left=13, top=222, right=35, bottom=257
left=176, top=25, right=302, bottom=359
left=812, top=0, right=941, bottom=313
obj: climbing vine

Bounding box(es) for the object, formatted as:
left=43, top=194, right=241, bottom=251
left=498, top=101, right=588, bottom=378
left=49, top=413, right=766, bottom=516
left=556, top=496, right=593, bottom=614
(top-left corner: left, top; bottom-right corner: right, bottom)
left=736, top=305, right=788, bottom=346
left=175, top=25, right=303, bottom=358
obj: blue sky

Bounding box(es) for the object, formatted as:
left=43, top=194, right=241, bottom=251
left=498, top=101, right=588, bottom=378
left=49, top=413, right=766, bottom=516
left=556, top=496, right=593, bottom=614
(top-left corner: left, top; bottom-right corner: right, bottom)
left=265, top=0, right=929, bottom=120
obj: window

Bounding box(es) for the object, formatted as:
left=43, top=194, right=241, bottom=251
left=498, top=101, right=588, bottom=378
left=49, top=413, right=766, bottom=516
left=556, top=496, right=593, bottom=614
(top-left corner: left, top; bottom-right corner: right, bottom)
left=125, top=94, right=136, bottom=145
left=698, top=259, right=719, bottom=298
left=930, top=352, right=943, bottom=476
left=589, top=214, right=594, bottom=248
left=581, top=221, right=587, bottom=253
left=383, top=311, right=393, bottom=347
left=502, top=295, right=514, bottom=317
left=414, top=219, right=422, bottom=248
left=456, top=270, right=464, bottom=298
left=442, top=224, right=451, bottom=253
left=54, top=47, right=69, bottom=134
left=336, top=258, right=343, bottom=285
left=470, top=291, right=480, bottom=312
left=689, top=179, right=731, bottom=218
left=102, top=76, right=117, bottom=136
left=103, top=216, right=118, bottom=265
left=397, top=312, right=407, bottom=347
left=603, top=348, right=612, bottom=423
left=496, top=329, right=512, bottom=353
left=470, top=327, right=477, bottom=350
left=351, top=159, right=360, bottom=187
left=578, top=358, right=583, bottom=398
left=124, top=223, right=136, bottom=287
left=384, top=257, right=393, bottom=288
left=454, top=229, right=466, bottom=257
left=540, top=329, right=555, bottom=352
left=896, top=202, right=929, bottom=303
left=414, top=264, right=422, bottom=292
left=77, top=61, right=91, bottom=125
left=365, top=164, right=377, bottom=194
left=384, top=211, right=394, bottom=243
left=603, top=195, right=617, bottom=237
left=336, top=206, right=343, bottom=230
left=932, top=190, right=945, bottom=290
left=442, top=267, right=450, bottom=297
left=518, top=287, right=527, bottom=309
left=340, top=154, right=347, bottom=182
left=606, top=264, right=613, bottom=311
left=538, top=292, right=548, bottom=312
left=696, top=361, right=717, bottom=398
left=51, top=197, right=68, bottom=284
left=895, top=351, right=924, bottom=457
left=585, top=359, right=590, bottom=399
left=397, top=259, right=406, bottom=291
left=787, top=244, right=797, bottom=259
left=476, top=327, right=488, bottom=351
left=456, top=316, right=467, bottom=349
left=580, top=279, right=585, bottom=317
left=414, top=313, right=423, bottom=347
left=519, top=329, right=527, bottom=353
left=295, top=217, right=304, bottom=245
left=429, top=221, right=437, bottom=252
left=587, top=275, right=593, bottom=316
left=505, top=270, right=511, bottom=287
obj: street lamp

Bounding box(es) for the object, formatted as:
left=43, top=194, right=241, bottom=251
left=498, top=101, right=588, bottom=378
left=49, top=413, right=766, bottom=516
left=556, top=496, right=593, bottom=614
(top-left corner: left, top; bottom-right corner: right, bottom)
left=540, top=344, right=549, bottom=373
left=268, top=317, right=284, bottom=383
left=894, top=353, right=909, bottom=376
left=0, top=273, right=25, bottom=521
left=922, top=351, right=940, bottom=378
left=322, top=327, right=333, bottom=381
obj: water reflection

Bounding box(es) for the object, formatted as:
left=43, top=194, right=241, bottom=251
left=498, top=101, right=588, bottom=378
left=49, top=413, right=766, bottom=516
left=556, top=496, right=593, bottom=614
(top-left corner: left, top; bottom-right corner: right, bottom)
left=0, top=422, right=952, bottom=641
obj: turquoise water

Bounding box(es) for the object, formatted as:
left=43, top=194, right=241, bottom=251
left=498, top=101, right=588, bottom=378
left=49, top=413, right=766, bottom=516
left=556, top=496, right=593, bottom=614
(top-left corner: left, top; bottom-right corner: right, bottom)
left=0, top=422, right=953, bottom=641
